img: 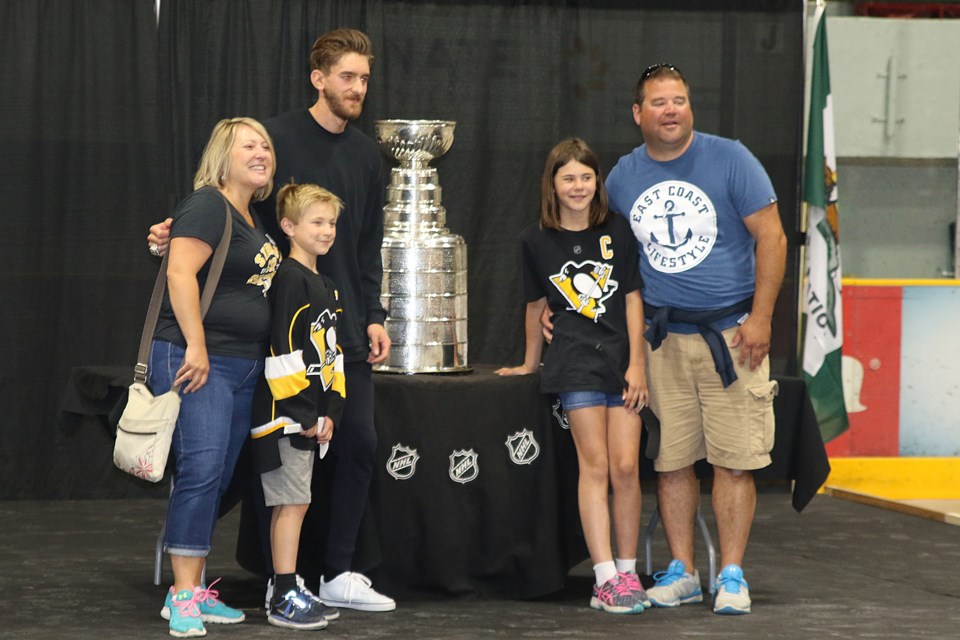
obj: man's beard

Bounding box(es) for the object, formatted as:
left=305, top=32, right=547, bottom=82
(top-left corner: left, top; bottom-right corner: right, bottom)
left=323, top=87, right=363, bottom=121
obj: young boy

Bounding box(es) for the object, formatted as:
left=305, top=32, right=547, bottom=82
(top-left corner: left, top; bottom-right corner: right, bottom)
left=250, top=183, right=346, bottom=630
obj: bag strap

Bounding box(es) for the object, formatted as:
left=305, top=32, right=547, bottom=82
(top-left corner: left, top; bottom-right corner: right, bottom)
left=133, top=197, right=234, bottom=385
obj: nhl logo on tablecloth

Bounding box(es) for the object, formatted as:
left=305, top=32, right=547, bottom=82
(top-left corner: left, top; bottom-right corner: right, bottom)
left=552, top=397, right=570, bottom=430
left=505, top=429, right=540, bottom=465
left=386, top=444, right=419, bottom=480
left=448, top=448, right=479, bottom=484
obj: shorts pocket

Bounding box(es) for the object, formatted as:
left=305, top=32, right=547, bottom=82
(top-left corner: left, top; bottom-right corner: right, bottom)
left=746, top=380, right=778, bottom=454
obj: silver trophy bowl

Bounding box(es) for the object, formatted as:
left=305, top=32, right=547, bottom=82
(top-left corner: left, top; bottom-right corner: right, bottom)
left=376, top=119, right=455, bottom=167
left=374, top=119, right=469, bottom=374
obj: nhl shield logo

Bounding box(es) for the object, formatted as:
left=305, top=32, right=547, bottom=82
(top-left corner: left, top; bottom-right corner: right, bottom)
left=552, top=397, right=570, bottom=430
left=505, top=429, right=540, bottom=465
left=386, top=444, right=419, bottom=480
left=448, top=448, right=479, bottom=484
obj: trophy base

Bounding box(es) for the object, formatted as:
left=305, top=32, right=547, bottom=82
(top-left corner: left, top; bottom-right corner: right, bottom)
left=374, top=366, right=473, bottom=376
left=373, top=342, right=469, bottom=374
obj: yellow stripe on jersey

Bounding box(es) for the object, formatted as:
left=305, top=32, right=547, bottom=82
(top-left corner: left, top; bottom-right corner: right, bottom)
left=331, top=350, right=346, bottom=397
left=265, top=350, right=309, bottom=400
left=287, top=304, right=309, bottom=351
left=250, top=417, right=287, bottom=439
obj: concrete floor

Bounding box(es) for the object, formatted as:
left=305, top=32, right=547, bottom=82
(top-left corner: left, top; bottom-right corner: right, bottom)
left=2, top=492, right=959, bottom=639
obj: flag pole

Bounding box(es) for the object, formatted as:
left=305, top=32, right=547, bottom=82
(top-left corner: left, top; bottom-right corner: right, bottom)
left=801, top=0, right=850, bottom=441
left=797, top=0, right=823, bottom=371
left=955, top=119, right=960, bottom=277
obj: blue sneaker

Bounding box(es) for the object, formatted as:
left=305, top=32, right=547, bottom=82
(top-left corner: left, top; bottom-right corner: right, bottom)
left=646, top=559, right=703, bottom=607
left=168, top=588, right=205, bottom=638
left=713, top=564, right=751, bottom=615
left=161, top=578, right=245, bottom=624
left=268, top=584, right=329, bottom=630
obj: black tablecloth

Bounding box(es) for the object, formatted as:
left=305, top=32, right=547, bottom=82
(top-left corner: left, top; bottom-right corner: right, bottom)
left=61, top=365, right=829, bottom=597
left=364, top=365, right=586, bottom=597
left=754, top=375, right=832, bottom=511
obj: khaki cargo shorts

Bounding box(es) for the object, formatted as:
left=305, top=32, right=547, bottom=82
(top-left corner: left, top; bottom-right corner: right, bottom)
left=646, top=326, right=777, bottom=472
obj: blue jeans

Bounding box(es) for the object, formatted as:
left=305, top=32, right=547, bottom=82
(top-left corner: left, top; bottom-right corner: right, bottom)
left=558, top=390, right=624, bottom=412
left=149, top=340, right=262, bottom=557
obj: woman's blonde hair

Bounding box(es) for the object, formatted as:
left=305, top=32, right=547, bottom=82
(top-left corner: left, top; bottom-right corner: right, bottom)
left=193, top=117, right=275, bottom=202
left=276, top=182, right=344, bottom=227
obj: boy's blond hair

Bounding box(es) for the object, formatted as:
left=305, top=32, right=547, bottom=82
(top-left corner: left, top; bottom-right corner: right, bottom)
left=276, top=182, right=344, bottom=227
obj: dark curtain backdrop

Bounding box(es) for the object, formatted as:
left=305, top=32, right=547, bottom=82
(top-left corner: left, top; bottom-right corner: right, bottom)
left=0, top=0, right=169, bottom=499
left=2, top=0, right=803, bottom=499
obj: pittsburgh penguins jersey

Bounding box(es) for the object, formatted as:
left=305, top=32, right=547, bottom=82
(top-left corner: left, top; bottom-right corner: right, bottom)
left=250, top=259, right=346, bottom=474
left=520, top=213, right=643, bottom=394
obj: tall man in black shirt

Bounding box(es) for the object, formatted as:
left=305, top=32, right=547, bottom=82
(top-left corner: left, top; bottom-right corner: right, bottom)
left=149, top=28, right=395, bottom=612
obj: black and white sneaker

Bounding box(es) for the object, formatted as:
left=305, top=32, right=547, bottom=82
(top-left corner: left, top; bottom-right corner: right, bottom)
left=266, top=575, right=340, bottom=621
left=268, top=584, right=329, bottom=630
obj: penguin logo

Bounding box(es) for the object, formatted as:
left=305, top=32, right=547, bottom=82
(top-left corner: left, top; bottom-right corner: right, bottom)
left=247, top=239, right=281, bottom=295
left=548, top=260, right=618, bottom=321
left=307, top=308, right=344, bottom=395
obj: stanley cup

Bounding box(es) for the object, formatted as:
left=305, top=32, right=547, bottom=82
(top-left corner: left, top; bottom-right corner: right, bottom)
left=375, top=120, right=469, bottom=373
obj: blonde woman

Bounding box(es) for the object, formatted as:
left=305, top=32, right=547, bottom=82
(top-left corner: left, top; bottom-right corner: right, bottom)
left=150, top=117, right=280, bottom=637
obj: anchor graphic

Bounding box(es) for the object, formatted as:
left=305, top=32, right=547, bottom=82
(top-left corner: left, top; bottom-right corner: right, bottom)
left=650, top=200, right=693, bottom=250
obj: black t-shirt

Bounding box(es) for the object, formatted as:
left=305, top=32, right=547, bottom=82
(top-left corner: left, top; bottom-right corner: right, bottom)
left=520, top=214, right=643, bottom=394
left=257, top=110, right=387, bottom=363
left=153, top=186, right=280, bottom=359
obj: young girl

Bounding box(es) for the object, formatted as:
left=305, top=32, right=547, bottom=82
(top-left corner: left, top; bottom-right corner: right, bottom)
left=497, top=138, right=649, bottom=614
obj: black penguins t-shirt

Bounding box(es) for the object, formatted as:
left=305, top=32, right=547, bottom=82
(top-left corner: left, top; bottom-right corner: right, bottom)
left=519, top=214, right=643, bottom=394
left=153, top=186, right=280, bottom=359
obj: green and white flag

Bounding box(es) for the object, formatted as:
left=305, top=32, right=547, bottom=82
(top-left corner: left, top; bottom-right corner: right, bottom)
left=803, top=5, right=848, bottom=442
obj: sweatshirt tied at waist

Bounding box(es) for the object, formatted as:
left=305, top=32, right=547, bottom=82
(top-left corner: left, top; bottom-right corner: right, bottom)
left=643, top=297, right=754, bottom=389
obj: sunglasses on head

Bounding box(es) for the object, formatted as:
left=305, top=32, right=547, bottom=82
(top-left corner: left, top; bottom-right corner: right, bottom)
left=640, top=63, right=683, bottom=82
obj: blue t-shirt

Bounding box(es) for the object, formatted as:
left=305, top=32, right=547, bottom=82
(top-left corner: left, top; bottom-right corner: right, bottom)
left=606, top=132, right=776, bottom=314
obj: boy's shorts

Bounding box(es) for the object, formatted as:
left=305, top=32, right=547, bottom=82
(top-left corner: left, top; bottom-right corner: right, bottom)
left=261, top=436, right=314, bottom=507
left=646, top=326, right=778, bottom=472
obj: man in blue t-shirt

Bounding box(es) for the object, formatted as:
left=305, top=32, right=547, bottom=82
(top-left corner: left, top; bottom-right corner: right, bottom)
left=606, top=64, right=787, bottom=615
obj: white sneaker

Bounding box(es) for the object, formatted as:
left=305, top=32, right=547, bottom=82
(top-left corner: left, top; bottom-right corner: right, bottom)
left=646, top=559, right=703, bottom=607
left=713, top=564, right=751, bottom=615
left=317, top=572, right=396, bottom=612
